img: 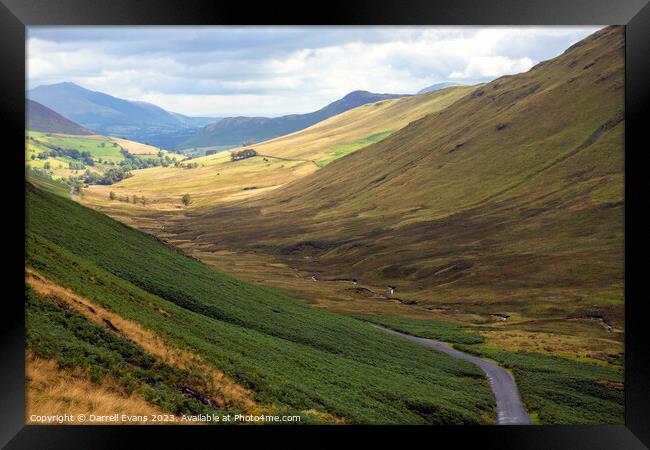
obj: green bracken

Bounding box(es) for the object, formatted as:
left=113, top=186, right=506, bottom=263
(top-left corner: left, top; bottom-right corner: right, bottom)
left=26, top=182, right=495, bottom=424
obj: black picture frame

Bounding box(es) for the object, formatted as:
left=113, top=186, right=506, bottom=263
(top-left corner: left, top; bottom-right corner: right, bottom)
left=2, top=0, right=649, bottom=448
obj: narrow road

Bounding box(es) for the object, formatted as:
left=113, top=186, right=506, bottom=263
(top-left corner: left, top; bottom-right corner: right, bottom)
left=378, top=326, right=533, bottom=425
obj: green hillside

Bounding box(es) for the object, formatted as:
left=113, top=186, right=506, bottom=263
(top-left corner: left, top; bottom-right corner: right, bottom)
left=26, top=131, right=184, bottom=187
left=25, top=182, right=496, bottom=424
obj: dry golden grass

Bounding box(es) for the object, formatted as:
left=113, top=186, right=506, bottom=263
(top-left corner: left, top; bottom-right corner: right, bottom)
left=213, top=85, right=476, bottom=162
left=108, top=137, right=161, bottom=154
left=26, top=269, right=256, bottom=410
left=108, top=137, right=185, bottom=159
left=26, top=352, right=165, bottom=424
left=477, top=329, right=623, bottom=367
left=51, top=133, right=106, bottom=140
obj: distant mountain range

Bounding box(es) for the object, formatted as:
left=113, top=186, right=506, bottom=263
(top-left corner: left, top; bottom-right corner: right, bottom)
left=417, top=82, right=465, bottom=94
left=28, top=82, right=218, bottom=149
left=26, top=99, right=92, bottom=135
left=178, top=90, right=409, bottom=150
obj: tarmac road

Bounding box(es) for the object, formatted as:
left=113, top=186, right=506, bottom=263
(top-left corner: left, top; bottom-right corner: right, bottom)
left=378, top=326, right=534, bottom=425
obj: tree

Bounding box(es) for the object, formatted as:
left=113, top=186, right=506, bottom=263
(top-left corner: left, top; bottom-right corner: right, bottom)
left=132, top=194, right=138, bottom=204
left=72, top=180, right=84, bottom=196
left=43, top=161, right=51, bottom=170
left=109, top=191, right=116, bottom=201
left=181, top=194, right=191, bottom=206
left=141, top=197, right=147, bottom=206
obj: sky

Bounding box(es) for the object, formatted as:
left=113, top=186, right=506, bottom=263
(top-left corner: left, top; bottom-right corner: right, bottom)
left=27, top=26, right=602, bottom=117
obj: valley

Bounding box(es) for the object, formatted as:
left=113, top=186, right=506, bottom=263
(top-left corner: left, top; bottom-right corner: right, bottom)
left=24, top=26, right=625, bottom=425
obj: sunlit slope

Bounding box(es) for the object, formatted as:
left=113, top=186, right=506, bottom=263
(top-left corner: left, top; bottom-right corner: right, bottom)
left=26, top=131, right=184, bottom=181
left=26, top=183, right=495, bottom=424
left=178, top=27, right=624, bottom=316
left=221, top=84, right=476, bottom=162
left=82, top=85, right=473, bottom=209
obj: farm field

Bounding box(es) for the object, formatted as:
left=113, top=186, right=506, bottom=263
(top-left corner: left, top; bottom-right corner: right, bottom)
left=25, top=130, right=186, bottom=187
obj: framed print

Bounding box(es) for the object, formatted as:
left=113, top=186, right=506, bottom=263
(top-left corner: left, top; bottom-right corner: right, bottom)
left=1, top=0, right=649, bottom=448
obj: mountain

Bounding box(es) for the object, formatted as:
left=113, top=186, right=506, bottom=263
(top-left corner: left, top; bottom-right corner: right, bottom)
left=417, top=82, right=465, bottom=94
left=26, top=99, right=92, bottom=135
left=178, top=90, right=409, bottom=149
left=28, top=82, right=217, bottom=148
left=171, top=26, right=624, bottom=320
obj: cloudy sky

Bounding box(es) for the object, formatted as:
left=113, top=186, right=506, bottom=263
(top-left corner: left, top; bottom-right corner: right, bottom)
left=27, top=26, right=602, bottom=117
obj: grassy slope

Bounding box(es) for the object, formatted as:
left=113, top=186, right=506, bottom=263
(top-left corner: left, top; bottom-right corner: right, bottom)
left=26, top=131, right=184, bottom=181
left=169, top=27, right=624, bottom=324
left=357, top=315, right=485, bottom=344
left=27, top=131, right=124, bottom=161
left=26, top=182, right=495, bottom=424
left=81, top=85, right=474, bottom=209
left=26, top=287, right=225, bottom=418
left=177, top=91, right=408, bottom=149
left=25, top=170, right=70, bottom=198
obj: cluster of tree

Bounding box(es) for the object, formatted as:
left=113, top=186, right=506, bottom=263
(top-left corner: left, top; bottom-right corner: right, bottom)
left=75, top=167, right=134, bottom=186
left=181, top=162, right=201, bottom=169
left=27, top=166, right=52, bottom=180
left=118, top=149, right=177, bottom=171
left=230, top=149, right=257, bottom=161
left=39, top=147, right=94, bottom=166
left=109, top=191, right=147, bottom=205
left=68, top=161, right=86, bottom=170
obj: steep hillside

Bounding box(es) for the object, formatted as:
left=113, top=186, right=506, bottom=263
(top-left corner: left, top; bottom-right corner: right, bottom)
left=26, top=182, right=498, bottom=424
left=26, top=99, right=91, bottom=135
left=178, top=90, right=408, bottom=149
left=167, top=26, right=624, bottom=325
left=28, top=82, right=216, bottom=148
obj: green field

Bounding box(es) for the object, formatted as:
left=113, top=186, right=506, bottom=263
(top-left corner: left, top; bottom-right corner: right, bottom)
left=25, top=169, right=70, bottom=198
left=26, top=131, right=185, bottom=186
left=26, top=182, right=496, bottom=424
left=27, top=131, right=124, bottom=161
left=317, top=131, right=394, bottom=167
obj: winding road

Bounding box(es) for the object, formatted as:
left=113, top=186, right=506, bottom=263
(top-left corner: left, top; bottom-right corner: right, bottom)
left=378, top=326, right=533, bottom=425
